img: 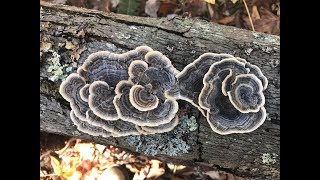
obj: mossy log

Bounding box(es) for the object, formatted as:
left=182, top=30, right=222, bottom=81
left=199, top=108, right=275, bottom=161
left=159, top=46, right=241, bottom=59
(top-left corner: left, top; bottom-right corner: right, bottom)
left=40, top=1, right=280, bottom=179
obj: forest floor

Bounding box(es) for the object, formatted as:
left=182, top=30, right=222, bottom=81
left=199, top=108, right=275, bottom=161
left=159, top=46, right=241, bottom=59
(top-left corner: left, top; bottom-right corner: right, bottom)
left=40, top=132, right=248, bottom=180
left=41, top=0, right=279, bottom=36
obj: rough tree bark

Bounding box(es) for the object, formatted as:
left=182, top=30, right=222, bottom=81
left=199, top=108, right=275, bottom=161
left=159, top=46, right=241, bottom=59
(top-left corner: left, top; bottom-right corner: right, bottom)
left=40, top=1, right=280, bottom=179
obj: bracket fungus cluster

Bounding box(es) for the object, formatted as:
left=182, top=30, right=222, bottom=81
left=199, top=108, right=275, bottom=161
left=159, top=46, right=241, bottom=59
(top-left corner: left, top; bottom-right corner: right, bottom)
left=60, top=46, right=180, bottom=137
left=167, top=54, right=268, bottom=135
left=60, top=46, right=268, bottom=137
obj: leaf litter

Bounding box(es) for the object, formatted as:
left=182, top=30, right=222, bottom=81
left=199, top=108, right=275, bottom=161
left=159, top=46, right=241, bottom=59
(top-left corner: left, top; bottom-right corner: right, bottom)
left=40, top=133, right=248, bottom=180
left=43, top=0, right=279, bottom=35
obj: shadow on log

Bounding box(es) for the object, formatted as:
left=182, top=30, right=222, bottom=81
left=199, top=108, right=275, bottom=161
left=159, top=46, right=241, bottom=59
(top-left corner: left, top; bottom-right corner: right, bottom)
left=40, top=1, right=280, bottom=179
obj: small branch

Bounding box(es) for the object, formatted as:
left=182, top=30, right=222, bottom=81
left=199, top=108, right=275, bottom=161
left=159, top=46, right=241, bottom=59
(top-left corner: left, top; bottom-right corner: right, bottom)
left=243, top=0, right=255, bottom=31
left=40, top=173, right=59, bottom=177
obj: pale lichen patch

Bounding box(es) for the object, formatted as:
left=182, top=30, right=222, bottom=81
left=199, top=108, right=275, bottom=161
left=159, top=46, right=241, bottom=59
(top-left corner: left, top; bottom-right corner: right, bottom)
left=261, top=153, right=278, bottom=164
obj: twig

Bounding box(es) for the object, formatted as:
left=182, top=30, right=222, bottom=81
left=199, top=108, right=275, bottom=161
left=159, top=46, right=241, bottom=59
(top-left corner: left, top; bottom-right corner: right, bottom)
left=243, top=0, right=255, bottom=31
left=55, top=138, right=77, bottom=155
left=40, top=150, right=52, bottom=161
left=40, top=173, right=59, bottom=177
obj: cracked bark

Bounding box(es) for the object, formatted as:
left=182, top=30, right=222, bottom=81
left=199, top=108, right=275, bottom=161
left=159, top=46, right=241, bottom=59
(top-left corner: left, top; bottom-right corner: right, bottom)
left=40, top=1, right=280, bottom=179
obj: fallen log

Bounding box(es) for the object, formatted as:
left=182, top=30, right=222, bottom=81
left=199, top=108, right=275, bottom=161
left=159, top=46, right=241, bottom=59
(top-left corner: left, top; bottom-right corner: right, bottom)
left=40, top=1, right=280, bottom=179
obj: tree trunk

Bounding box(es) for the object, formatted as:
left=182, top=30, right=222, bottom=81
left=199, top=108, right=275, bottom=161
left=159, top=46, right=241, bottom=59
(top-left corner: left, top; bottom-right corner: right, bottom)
left=40, top=1, right=280, bottom=179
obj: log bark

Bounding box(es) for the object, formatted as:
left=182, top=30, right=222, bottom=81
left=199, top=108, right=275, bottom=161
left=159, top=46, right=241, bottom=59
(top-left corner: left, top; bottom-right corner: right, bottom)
left=40, top=1, right=280, bottom=179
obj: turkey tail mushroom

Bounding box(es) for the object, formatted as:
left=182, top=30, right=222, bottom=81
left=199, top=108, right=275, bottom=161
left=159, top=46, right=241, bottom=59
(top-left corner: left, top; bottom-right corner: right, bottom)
left=60, top=46, right=268, bottom=137
left=198, top=57, right=268, bottom=135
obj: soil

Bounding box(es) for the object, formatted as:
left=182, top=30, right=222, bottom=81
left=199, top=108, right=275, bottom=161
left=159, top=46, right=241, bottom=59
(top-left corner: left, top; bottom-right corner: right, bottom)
left=40, top=131, right=70, bottom=155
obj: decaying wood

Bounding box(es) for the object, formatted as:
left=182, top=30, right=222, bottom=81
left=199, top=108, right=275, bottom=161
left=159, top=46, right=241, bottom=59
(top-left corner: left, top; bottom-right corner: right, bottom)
left=40, top=1, right=280, bottom=179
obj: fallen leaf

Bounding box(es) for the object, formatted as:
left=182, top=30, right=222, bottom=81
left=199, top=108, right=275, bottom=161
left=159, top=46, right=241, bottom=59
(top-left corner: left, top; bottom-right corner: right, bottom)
left=146, top=160, right=165, bottom=178
left=185, top=0, right=208, bottom=17
left=98, top=166, right=125, bottom=180
left=76, top=160, right=92, bottom=175
left=218, top=15, right=235, bottom=24
left=95, top=144, right=106, bottom=154
left=207, top=4, right=215, bottom=19
left=205, top=170, right=226, bottom=180
left=157, top=0, right=178, bottom=17
left=145, top=0, right=161, bottom=17
left=251, top=5, right=261, bottom=20
left=230, top=0, right=238, bottom=3
left=68, top=171, right=82, bottom=180
left=205, top=0, right=215, bottom=5
left=50, top=156, right=62, bottom=176
left=75, top=143, right=95, bottom=161
left=243, top=7, right=280, bottom=35
left=90, top=0, right=112, bottom=12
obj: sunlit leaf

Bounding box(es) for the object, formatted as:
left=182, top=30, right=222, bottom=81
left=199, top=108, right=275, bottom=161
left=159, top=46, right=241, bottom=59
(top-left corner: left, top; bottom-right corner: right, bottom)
left=50, top=156, right=62, bottom=176
left=204, top=0, right=215, bottom=5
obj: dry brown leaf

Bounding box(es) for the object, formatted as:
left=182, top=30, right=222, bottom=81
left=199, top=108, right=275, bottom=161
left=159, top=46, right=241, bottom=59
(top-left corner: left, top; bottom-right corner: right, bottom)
left=218, top=15, right=235, bottom=25
left=207, top=4, right=215, bottom=20
left=90, top=0, right=112, bottom=12
left=158, top=0, right=178, bottom=17
left=76, top=160, right=93, bottom=175
left=272, top=2, right=280, bottom=16
left=243, top=7, right=280, bottom=35
left=186, top=0, right=208, bottom=17
left=251, top=5, right=260, bottom=20
left=205, top=170, right=227, bottom=180
left=146, top=160, right=165, bottom=178
left=145, top=0, right=161, bottom=17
